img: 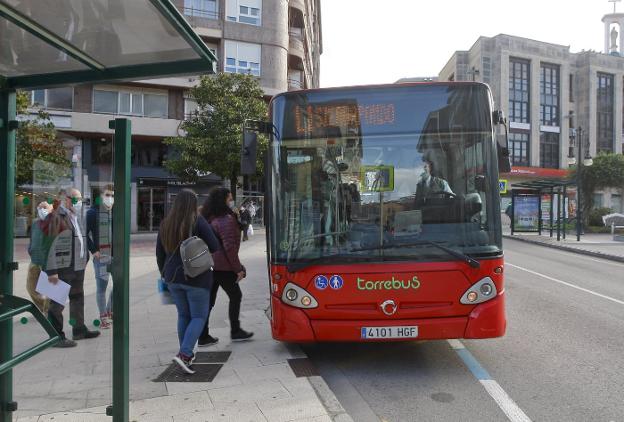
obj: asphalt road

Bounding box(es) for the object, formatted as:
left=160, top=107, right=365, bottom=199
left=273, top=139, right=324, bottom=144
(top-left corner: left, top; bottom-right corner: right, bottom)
left=303, top=238, right=624, bottom=422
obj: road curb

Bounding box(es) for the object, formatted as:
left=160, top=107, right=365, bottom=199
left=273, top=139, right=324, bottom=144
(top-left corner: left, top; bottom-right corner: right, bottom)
left=503, top=235, right=624, bottom=263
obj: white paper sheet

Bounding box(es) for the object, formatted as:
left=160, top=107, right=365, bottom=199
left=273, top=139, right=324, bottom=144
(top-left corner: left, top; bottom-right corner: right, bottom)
left=35, top=271, right=70, bottom=305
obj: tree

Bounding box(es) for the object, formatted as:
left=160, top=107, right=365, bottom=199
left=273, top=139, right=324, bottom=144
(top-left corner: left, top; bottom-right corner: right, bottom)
left=573, top=152, right=624, bottom=223
left=164, top=73, right=268, bottom=195
left=15, top=91, right=71, bottom=187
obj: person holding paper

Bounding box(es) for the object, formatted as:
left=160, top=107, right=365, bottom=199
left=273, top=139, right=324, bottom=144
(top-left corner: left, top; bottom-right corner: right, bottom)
left=43, top=188, right=100, bottom=348
left=87, top=185, right=114, bottom=329
left=26, top=201, right=53, bottom=314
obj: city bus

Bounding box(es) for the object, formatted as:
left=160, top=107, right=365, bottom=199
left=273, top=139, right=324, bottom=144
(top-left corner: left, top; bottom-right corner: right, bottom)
left=247, top=82, right=510, bottom=342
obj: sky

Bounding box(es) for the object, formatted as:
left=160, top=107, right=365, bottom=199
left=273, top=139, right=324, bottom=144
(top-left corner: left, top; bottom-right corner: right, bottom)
left=319, top=0, right=618, bottom=87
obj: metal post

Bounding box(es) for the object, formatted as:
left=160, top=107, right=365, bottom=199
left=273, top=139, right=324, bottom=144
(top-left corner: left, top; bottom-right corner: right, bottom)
left=549, top=188, right=554, bottom=238
left=110, top=119, right=131, bottom=422
left=576, top=127, right=583, bottom=242
left=538, top=194, right=542, bottom=236
left=557, top=190, right=561, bottom=241
left=563, top=185, right=567, bottom=240
left=0, top=90, right=17, bottom=422
left=511, top=191, right=515, bottom=235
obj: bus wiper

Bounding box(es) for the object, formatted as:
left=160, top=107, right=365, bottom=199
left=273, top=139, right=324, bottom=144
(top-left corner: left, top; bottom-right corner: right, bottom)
left=287, top=254, right=376, bottom=272
left=352, top=240, right=480, bottom=268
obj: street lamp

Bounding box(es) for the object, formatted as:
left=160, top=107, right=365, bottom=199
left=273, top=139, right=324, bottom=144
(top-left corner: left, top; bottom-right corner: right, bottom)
left=568, top=125, right=593, bottom=241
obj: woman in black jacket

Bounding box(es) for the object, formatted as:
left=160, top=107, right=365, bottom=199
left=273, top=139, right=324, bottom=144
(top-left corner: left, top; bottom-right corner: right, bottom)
left=156, top=189, right=219, bottom=374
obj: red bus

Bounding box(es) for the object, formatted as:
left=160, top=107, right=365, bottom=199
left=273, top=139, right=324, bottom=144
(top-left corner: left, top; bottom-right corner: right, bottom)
left=257, top=82, right=509, bottom=342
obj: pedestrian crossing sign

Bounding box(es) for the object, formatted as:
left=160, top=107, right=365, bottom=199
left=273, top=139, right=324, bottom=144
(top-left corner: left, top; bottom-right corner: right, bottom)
left=499, top=179, right=508, bottom=194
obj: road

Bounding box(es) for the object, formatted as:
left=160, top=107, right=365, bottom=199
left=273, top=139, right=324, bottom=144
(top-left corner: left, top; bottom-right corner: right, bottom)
left=303, top=238, right=624, bottom=422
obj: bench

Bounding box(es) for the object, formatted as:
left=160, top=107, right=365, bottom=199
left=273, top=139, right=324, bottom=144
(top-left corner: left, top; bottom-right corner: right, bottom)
left=602, top=213, right=624, bottom=240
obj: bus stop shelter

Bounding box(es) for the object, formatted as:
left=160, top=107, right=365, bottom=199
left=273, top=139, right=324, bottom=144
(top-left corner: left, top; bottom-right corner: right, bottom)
left=0, top=2, right=216, bottom=421
left=509, top=179, right=577, bottom=241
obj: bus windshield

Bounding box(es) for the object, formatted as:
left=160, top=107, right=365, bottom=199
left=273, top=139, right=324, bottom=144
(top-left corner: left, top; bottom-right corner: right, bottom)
left=269, top=83, right=502, bottom=266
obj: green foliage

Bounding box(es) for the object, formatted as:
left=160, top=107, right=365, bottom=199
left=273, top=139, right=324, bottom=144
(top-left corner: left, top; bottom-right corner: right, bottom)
left=572, top=153, right=624, bottom=224
left=164, top=73, right=268, bottom=189
left=15, top=91, right=71, bottom=186
left=588, top=207, right=613, bottom=227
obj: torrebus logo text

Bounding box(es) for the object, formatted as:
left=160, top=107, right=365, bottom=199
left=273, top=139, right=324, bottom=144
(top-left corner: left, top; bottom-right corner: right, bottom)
left=357, top=276, right=421, bottom=291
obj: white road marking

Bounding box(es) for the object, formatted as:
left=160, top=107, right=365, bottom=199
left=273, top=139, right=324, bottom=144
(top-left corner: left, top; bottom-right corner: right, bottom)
left=448, top=340, right=532, bottom=422
left=507, top=263, right=624, bottom=306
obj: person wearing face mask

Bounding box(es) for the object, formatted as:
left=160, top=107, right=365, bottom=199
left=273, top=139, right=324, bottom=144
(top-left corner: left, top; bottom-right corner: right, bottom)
left=414, top=158, right=454, bottom=206
left=42, top=188, right=100, bottom=347
left=197, top=187, right=253, bottom=346
left=87, top=185, right=114, bottom=329
left=25, top=201, right=53, bottom=314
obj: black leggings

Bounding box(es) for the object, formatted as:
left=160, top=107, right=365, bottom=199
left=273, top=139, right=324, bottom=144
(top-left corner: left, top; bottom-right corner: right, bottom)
left=201, top=271, right=242, bottom=337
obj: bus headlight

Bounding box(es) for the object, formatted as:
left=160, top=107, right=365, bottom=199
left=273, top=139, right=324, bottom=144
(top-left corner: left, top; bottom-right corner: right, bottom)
left=281, top=282, right=318, bottom=309
left=460, top=277, right=498, bottom=305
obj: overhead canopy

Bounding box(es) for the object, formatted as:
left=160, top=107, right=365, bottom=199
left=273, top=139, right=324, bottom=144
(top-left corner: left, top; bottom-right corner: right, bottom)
left=512, top=179, right=576, bottom=192
left=0, top=0, right=217, bottom=90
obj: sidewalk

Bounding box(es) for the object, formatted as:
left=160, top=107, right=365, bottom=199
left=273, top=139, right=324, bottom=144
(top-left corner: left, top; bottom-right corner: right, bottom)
left=503, top=228, right=624, bottom=262
left=10, top=232, right=352, bottom=422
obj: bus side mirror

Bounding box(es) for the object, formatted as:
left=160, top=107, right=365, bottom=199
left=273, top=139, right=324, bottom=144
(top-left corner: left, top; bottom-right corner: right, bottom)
left=241, top=130, right=258, bottom=175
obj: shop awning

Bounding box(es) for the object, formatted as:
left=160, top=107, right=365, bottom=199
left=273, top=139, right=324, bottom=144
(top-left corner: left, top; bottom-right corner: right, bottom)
left=512, top=178, right=576, bottom=192
left=0, top=0, right=217, bottom=90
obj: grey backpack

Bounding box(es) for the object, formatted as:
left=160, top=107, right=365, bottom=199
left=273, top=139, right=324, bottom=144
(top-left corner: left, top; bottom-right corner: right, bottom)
left=179, top=221, right=214, bottom=278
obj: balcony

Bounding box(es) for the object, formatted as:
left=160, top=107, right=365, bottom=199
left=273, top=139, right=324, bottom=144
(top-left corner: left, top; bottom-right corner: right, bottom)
left=179, top=6, right=220, bottom=29
left=289, top=31, right=305, bottom=60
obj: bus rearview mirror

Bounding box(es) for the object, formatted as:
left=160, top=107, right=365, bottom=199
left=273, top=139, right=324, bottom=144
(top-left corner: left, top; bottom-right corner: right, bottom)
left=241, top=130, right=258, bottom=175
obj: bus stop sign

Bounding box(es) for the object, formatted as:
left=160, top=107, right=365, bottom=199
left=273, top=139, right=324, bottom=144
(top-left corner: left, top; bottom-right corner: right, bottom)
left=499, top=179, right=508, bottom=194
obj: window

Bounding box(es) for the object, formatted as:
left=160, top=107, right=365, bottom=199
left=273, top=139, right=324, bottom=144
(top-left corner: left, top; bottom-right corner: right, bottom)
left=93, top=90, right=118, bottom=114
left=540, top=63, right=559, bottom=126
left=611, top=194, right=622, bottom=213
left=597, top=73, right=614, bottom=153
left=226, top=0, right=261, bottom=25
left=144, top=94, right=168, bottom=118
left=93, top=89, right=168, bottom=118
left=131, top=141, right=167, bottom=167
left=540, top=132, right=559, bottom=168
left=224, top=40, right=261, bottom=76
left=183, top=0, right=217, bottom=18
left=509, top=132, right=530, bottom=166
left=91, top=138, right=113, bottom=165
left=569, top=74, right=574, bottom=102
left=509, top=58, right=530, bottom=123
left=184, top=97, right=198, bottom=120
left=30, top=87, right=73, bottom=110
left=593, top=193, right=604, bottom=208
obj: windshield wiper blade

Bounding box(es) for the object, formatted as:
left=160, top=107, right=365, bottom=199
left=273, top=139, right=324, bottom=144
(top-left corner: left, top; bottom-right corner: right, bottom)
left=286, top=254, right=375, bottom=272
left=352, top=240, right=480, bottom=268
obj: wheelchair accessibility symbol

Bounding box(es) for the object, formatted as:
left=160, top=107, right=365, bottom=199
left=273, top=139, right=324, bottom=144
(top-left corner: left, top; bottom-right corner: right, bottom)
left=329, top=275, right=344, bottom=289
left=315, top=275, right=328, bottom=290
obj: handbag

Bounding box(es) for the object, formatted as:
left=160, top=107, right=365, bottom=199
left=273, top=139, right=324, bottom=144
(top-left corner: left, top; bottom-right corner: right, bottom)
left=179, top=220, right=214, bottom=278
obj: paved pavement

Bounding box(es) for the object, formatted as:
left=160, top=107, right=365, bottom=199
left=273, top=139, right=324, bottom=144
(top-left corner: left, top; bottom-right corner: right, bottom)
left=10, top=231, right=352, bottom=422
left=302, top=238, right=624, bottom=421
left=503, top=230, right=624, bottom=261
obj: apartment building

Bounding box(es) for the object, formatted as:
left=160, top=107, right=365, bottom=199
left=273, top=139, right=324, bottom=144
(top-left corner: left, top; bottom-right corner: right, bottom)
left=438, top=18, right=624, bottom=213
left=26, top=0, right=322, bottom=233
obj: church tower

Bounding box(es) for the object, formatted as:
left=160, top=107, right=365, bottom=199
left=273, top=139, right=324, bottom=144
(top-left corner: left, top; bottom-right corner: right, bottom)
left=603, top=0, right=624, bottom=55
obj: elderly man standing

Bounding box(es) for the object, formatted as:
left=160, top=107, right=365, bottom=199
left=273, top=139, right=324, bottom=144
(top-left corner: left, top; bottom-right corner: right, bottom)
left=43, top=188, right=100, bottom=348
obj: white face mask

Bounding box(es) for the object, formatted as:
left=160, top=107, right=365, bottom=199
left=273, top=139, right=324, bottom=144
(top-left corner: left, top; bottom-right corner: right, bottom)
left=103, top=196, right=114, bottom=209
left=227, top=200, right=236, bottom=209
left=37, top=208, right=49, bottom=220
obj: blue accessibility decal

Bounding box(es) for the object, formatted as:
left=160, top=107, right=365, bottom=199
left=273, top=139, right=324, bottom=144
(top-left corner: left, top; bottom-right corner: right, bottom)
left=315, top=275, right=329, bottom=290
left=329, top=275, right=344, bottom=289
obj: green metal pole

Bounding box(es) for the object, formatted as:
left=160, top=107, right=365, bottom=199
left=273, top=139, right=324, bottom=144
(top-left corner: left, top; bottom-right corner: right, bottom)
left=110, top=118, right=131, bottom=422
left=0, top=90, right=17, bottom=422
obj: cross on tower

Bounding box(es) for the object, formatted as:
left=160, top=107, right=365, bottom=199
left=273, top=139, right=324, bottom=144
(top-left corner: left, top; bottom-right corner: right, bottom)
left=609, top=0, right=622, bottom=13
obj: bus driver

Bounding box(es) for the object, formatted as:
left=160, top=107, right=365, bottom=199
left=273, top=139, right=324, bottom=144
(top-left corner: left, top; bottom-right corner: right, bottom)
left=414, top=158, right=454, bottom=205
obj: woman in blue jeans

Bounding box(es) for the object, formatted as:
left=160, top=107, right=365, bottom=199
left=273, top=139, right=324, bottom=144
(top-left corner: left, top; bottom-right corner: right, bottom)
left=156, top=189, right=220, bottom=374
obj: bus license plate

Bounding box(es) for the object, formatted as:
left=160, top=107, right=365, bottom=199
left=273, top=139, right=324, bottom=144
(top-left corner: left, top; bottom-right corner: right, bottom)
left=361, top=326, right=418, bottom=339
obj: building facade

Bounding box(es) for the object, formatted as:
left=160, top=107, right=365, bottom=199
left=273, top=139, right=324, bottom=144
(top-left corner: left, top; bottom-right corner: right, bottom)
left=439, top=30, right=624, bottom=213
left=23, top=0, right=322, bottom=233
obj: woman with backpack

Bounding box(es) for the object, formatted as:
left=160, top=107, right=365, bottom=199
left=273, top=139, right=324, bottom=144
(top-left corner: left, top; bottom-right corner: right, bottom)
left=156, top=189, right=220, bottom=374
left=197, top=187, right=253, bottom=346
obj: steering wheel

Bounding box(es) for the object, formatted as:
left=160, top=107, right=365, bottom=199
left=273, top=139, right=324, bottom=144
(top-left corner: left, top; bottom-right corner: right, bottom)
left=429, top=191, right=457, bottom=199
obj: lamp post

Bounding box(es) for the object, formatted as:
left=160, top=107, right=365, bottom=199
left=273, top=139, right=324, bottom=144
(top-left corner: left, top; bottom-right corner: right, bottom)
left=568, top=126, right=593, bottom=241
